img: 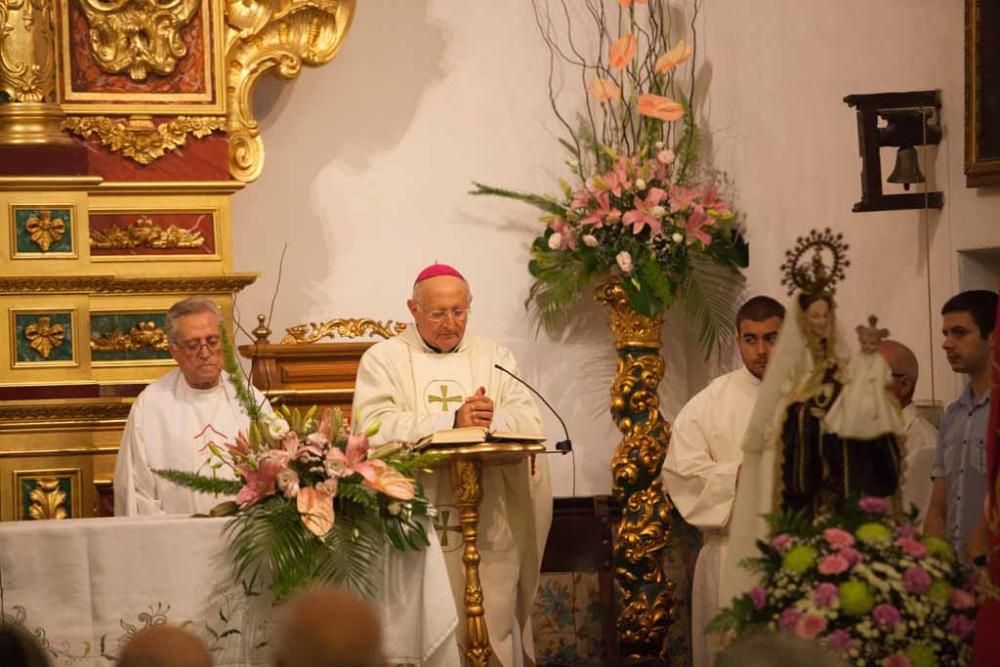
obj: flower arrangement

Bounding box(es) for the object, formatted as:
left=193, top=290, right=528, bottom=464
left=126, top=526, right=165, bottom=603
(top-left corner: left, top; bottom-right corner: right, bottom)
left=156, top=331, right=439, bottom=601
left=472, top=0, right=748, bottom=350
left=710, top=498, right=978, bottom=666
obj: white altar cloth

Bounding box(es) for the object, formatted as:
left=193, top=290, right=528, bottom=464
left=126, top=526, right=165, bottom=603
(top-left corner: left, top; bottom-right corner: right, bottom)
left=0, top=515, right=459, bottom=666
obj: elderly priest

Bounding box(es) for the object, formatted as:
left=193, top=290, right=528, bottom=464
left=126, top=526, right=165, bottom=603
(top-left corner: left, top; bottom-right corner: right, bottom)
left=353, top=263, right=552, bottom=667
left=114, top=296, right=271, bottom=516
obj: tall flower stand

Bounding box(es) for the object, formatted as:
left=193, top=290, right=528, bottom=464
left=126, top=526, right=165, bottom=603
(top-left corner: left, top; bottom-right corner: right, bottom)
left=595, top=282, right=675, bottom=662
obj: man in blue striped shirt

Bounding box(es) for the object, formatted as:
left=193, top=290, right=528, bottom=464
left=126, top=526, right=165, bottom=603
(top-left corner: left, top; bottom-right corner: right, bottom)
left=925, top=290, right=997, bottom=555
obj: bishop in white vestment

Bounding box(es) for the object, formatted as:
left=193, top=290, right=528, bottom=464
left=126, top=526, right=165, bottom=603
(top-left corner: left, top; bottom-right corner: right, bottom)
left=114, top=297, right=270, bottom=516
left=352, top=265, right=552, bottom=667
left=661, top=296, right=784, bottom=667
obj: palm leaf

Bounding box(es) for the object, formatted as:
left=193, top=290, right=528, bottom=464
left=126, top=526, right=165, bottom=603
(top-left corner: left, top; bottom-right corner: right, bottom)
left=526, top=248, right=596, bottom=333
left=680, top=254, right=745, bottom=357
left=314, top=511, right=384, bottom=600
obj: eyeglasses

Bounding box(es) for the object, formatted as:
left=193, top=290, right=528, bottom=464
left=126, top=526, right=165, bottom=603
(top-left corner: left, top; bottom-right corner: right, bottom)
left=419, top=307, right=470, bottom=323
left=174, top=336, right=222, bottom=355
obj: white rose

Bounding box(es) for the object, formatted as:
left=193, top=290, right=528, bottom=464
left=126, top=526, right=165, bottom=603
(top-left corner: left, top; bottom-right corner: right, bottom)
left=547, top=232, right=563, bottom=250
left=650, top=205, right=666, bottom=218
left=635, top=178, right=647, bottom=191
left=654, top=140, right=665, bottom=149
left=672, top=232, right=684, bottom=244
left=325, top=458, right=346, bottom=478
left=615, top=251, right=633, bottom=274
left=266, top=416, right=290, bottom=440
left=657, top=149, right=675, bottom=165
left=387, top=501, right=402, bottom=516
left=277, top=469, right=300, bottom=499
left=582, top=234, right=599, bottom=247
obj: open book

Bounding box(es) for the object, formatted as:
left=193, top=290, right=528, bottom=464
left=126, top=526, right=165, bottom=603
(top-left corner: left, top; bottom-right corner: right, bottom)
left=413, top=426, right=546, bottom=450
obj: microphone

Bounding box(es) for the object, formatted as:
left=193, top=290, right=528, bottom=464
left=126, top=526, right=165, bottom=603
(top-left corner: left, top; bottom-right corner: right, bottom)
left=494, top=364, right=572, bottom=453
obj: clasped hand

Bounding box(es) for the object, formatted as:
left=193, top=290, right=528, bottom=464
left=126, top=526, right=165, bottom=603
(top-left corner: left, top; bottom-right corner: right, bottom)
left=454, top=386, right=494, bottom=428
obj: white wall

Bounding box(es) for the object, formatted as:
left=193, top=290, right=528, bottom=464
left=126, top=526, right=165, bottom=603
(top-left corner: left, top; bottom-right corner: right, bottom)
left=232, top=1, right=999, bottom=497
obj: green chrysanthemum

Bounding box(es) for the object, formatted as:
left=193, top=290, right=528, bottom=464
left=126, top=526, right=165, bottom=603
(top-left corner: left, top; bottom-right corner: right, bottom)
left=905, top=641, right=937, bottom=667
left=922, top=536, right=954, bottom=562
left=855, top=522, right=892, bottom=546
left=782, top=544, right=818, bottom=574
left=838, top=580, right=875, bottom=615
left=927, top=579, right=952, bottom=606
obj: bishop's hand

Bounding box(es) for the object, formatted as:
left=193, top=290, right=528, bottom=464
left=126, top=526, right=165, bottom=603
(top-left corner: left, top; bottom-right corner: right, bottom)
left=454, top=386, right=494, bottom=428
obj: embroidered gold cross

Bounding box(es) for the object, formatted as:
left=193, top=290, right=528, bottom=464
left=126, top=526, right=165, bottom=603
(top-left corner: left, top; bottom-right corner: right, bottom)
left=427, top=385, right=463, bottom=412
left=432, top=509, right=462, bottom=548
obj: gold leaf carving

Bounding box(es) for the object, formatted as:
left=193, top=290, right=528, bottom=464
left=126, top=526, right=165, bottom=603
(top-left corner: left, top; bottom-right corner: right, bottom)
left=225, top=0, right=356, bottom=182
left=0, top=273, right=256, bottom=294
left=24, top=315, right=66, bottom=358
left=77, top=0, right=201, bottom=81
left=63, top=115, right=225, bottom=164
left=281, top=318, right=406, bottom=344
left=25, top=210, right=66, bottom=251
left=91, top=320, right=168, bottom=352
left=28, top=477, right=68, bottom=520
left=0, top=0, right=58, bottom=102
left=90, top=215, right=206, bottom=249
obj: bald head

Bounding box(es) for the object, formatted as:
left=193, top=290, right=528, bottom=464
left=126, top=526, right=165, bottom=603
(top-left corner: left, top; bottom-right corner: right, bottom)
left=879, top=339, right=919, bottom=406
left=272, top=587, right=384, bottom=667
left=407, top=275, right=472, bottom=352
left=117, top=625, right=212, bottom=667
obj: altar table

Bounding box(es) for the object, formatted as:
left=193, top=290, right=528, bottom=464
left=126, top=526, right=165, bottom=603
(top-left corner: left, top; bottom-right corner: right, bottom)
left=0, top=515, right=459, bottom=666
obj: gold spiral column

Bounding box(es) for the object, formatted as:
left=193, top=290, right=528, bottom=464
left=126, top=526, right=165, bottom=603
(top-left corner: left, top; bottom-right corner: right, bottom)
left=595, top=281, right=674, bottom=661
left=0, top=0, right=71, bottom=144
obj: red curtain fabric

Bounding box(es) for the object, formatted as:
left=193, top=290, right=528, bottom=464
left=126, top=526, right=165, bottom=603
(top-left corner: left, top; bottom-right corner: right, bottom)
left=973, top=299, right=1000, bottom=666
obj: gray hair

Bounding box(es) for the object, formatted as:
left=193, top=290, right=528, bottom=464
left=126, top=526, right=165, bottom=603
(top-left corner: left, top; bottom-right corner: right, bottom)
left=164, top=296, right=222, bottom=344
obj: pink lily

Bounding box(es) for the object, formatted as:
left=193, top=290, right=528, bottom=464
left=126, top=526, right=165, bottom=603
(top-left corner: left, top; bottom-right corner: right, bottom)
left=224, top=431, right=252, bottom=459
left=297, top=485, right=334, bottom=537
left=669, top=184, right=700, bottom=212
left=235, top=455, right=285, bottom=506
left=683, top=208, right=714, bottom=246
left=580, top=191, right=621, bottom=228
left=699, top=185, right=734, bottom=219
left=547, top=218, right=578, bottom=250
left=326, top=434, right=379, bottom=482
left=622, top=187, right=667, bottom=235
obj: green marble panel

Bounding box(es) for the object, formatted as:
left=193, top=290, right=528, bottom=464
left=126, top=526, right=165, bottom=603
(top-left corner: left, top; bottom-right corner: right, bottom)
left=90, top=312, right=171, bottom=362
left=14, top=312, right=74, bottom=364
left=14, top=208, right=74, bottom=255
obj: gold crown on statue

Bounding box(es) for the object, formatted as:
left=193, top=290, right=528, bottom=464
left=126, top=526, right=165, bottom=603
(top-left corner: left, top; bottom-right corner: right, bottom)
left=856, top=314, right=890, bottom=341
left=780, top=227, right=850, bottom=296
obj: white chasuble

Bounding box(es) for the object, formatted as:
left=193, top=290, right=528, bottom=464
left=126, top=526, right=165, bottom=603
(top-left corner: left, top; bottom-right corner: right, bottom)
left=661, top=366, right=760, bottom=667
left=353, top=327, right=552, bottom=667
left=114, top=369, right=268, bottom=517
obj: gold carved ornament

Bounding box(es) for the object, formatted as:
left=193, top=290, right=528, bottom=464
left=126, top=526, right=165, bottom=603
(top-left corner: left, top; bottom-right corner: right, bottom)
left=595, top=281, right=675, bottom=659
left=77, top=0, right=201, bottom=81
left=24, top=315, right=66, bottom=358
left=25, top=210, right=65, bottom=251
left=281, top=318, right=406, bottom=344
left=28, top=477, right=68, bottom=520
left=225, top=0, right=357, bottom=182
left=63, top=115, right=226, bottom=164
left=91, top=321, right=168, bottom=352
left=90, top=215, right=205, bottom=249
left=0, top=0, right=58, bottom=102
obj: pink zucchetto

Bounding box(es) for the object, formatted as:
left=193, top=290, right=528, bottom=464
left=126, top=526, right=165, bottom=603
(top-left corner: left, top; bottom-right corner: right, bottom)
left=413, top=263, right=465, bottom=285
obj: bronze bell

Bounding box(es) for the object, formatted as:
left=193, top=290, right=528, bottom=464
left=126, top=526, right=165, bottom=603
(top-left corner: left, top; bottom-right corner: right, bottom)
left=887, top=145, right=925, bottom=191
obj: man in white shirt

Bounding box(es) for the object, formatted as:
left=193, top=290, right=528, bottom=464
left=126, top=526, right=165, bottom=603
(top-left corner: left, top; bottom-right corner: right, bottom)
left=662, top=295, right=785, bottom=667
left=879, top=339, right=938, bottom=521
left=114, top=296, right=269, bottom=516
left=352, top=263, right=551, bottom=667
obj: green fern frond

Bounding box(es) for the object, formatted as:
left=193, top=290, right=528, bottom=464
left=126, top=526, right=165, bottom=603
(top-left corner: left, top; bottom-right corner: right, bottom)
left=469, top=182, right=568, bottom=217
left=221, top=327, right=261, bottom=423
left=389, top=451, right=445, bottom=476
left=337, top=481, right=380, bottom=513
left=154, top=469, right=242, bottom=495
left=680, top=254, right=745, bottom=357
left=525, top=248, right=597, bottom=333
left=673, top=96, right=700, bottom=185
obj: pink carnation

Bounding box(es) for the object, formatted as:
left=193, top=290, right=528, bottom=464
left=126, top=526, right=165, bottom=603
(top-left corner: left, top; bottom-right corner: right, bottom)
left=859, top=497, right=888, bottom=513
left=947, top=613, right=974, bottom=639
left=825, top=629, right=854, bottom=653
left=839, top=547, right=862, bottom=566
left=895, top=522, right=918, bottom=539
left=950, top=588, right=976, bottom=609
left=813, top=582, right=838, bottom=608
left=771, top=533, right=794, bottom=553
left=872, top=603, right=901, bottom=630
left=794, top=613, right=827, bottom=640
left=779, top=607, right=802, bottom=632
left=903, top=565, right=932, bottom=594
left=896, top=537, right=928, bottom=558
left=823, top=527, right=855, bottom=549
left=818, top=553, right=850, bottom=575
left=884, top=654, right=913, bottom=667
left=750, top=586, right=767, bottom=610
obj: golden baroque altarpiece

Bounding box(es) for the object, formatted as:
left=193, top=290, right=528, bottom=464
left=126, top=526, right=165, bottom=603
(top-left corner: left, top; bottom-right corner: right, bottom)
left=0, top=0, right=356, bottom=522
